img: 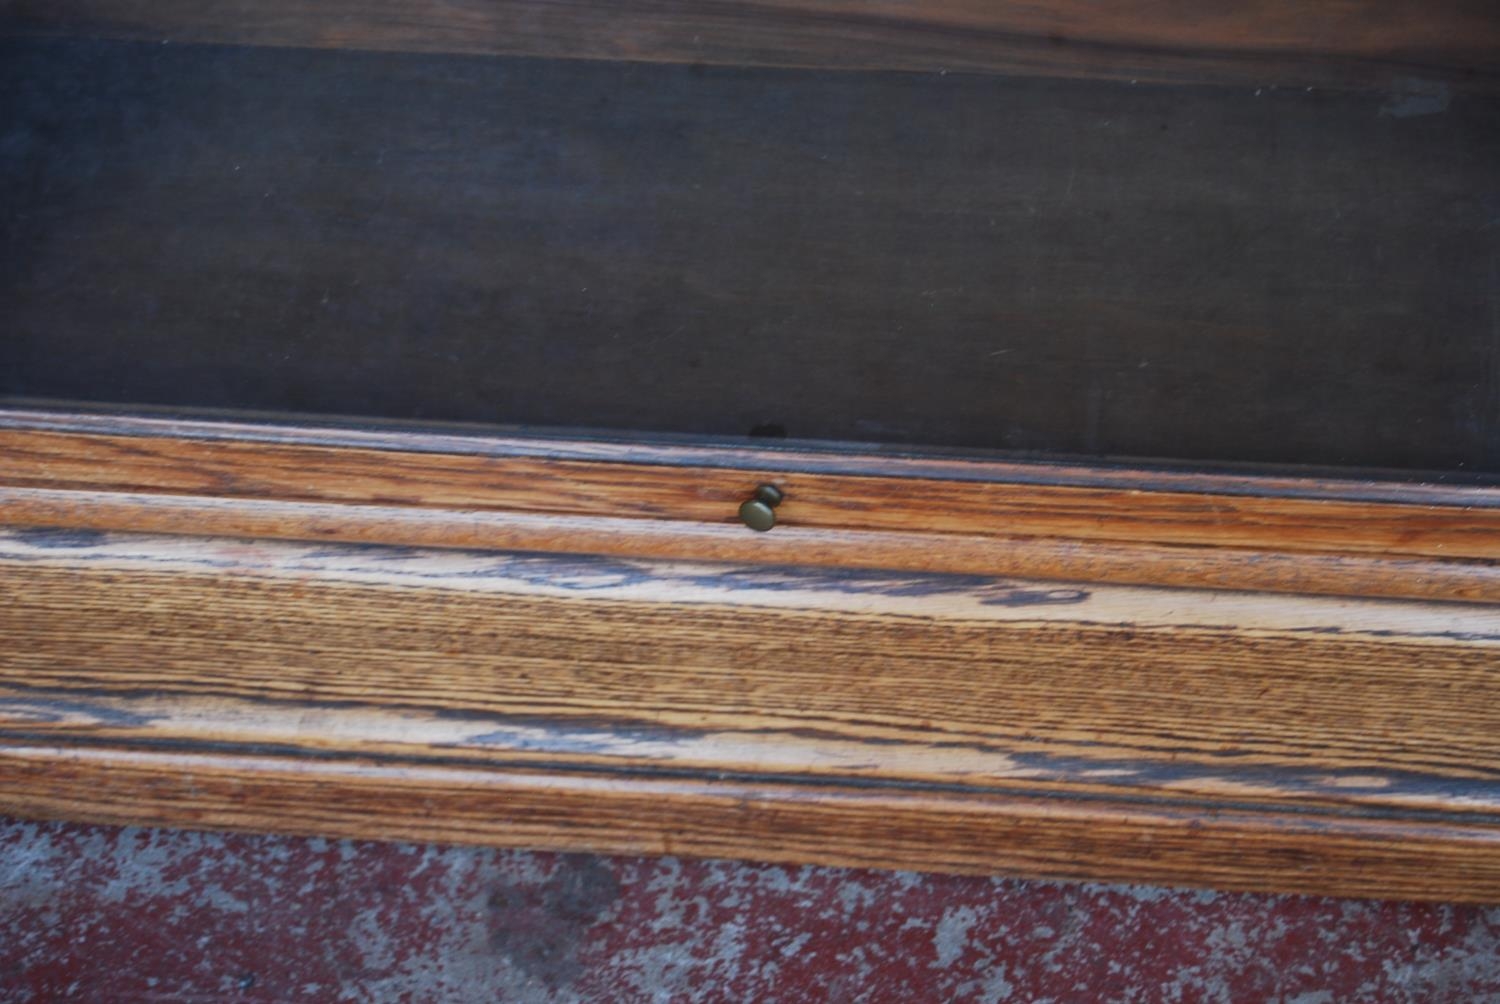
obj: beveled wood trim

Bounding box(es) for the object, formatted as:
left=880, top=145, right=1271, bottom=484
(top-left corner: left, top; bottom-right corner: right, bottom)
left=8, top=750, right=1500, bottom=903
left=2, top=530, right=1498, bottom=901
left=4, top=0, right=1497, bottom=92
left=1, top=408, right=1498, bottom=603
left=8, top=406, right=1498, bottom=504
left=6, top=488, right=1500, bottom=606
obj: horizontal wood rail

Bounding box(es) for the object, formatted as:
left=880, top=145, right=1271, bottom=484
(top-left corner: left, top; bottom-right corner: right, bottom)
left=3, top=0, right=1497, bottom=92
left=0, top=528, right=1497, bottom=900
left=1, top=408, right=1498, bottom=603
left=2, top=408, right=1499, bottom=899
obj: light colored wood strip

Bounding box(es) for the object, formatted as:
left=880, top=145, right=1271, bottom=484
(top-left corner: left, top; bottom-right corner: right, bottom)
left=1, top=529, right=1498, bottom=901
left=4, top=745, right=1500, bottom=903
left=7, top=428, right=1497, bottom=560
left=3, top=410, right=1499, bottom=603
left=3, top=487, right=1499, bottom=603
left=5, top=526, right=1498, bottom=639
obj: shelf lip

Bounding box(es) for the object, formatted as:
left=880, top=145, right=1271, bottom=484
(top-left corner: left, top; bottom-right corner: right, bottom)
left=2, top=405, right=1499, bottom=603
left=5, top=404, right=1498, bottom=505
left=1, top=528, right=1499, bottom=902
left=5, top=742, right=1500, bottom=904
left=3, top=0, right=1497, bottom=94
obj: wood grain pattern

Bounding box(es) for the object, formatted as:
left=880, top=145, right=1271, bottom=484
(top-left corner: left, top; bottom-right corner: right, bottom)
left=1, top=529, right=1497, bottom=900
left=3, top=0, right=1497, bottom=91
left=7, top=750, right=1500, bottom=903
left=9, top=487, right=1500, bottom=606
left=5, top=4, right=1497, bottom=900
left=2, top=410, right=1498, bottom=603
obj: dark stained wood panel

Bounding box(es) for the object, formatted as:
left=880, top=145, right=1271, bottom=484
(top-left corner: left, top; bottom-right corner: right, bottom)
left=3, top=38, right=1499, bottom=471
left=1, top=529, right=1498, bottom=901
left=3, top=0, right=1498, bottom=92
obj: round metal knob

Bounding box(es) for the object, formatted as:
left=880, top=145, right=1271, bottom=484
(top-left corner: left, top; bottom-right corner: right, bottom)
left=738, top=484, right=784, bottom=532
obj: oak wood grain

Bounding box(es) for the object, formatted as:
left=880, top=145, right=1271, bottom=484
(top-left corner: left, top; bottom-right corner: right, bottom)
left=2, top=411, right=1497, bottom=603
left=8, top=487, right=1500, bottom=606
left=1, top=529, right=1497, bottom=900
left=3, top=0, right=1497, bottom=91
left=7, top=750, right=1500, bottom=903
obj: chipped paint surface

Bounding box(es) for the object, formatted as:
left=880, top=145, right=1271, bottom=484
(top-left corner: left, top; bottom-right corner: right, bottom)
left=1, top=819, right=1498, bottom=1002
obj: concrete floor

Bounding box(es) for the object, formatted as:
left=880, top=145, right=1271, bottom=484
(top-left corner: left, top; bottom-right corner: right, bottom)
left=1, top=818, right=1497, bottom=1002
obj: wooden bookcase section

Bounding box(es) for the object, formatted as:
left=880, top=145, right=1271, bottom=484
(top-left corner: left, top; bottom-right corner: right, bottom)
left=4, top=0, right=1499, bottom=900
left=1, top=408, right=1498, bottom=901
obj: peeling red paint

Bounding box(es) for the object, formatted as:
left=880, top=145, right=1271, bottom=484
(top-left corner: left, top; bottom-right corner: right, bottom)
left=1, top=818, right=1497, bottom=1002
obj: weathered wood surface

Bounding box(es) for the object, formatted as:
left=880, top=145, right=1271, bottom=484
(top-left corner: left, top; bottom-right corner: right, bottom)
left=3, top=0, right=1497, bottom=90
left=3, top=38, right=1499, bottom=472
left=3, top=411, right=1499, bottom=602
left=1, top=529, right=1497, bottom=900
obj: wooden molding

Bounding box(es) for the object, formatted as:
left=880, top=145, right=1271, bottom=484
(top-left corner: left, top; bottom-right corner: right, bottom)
left=4, top=0, right=1498, bottom=92
left=0, top=528, right=1498, bottom=901
left=1, top=408, right=1498, bottom=603
left=2, top=408, right=1499, bottom=899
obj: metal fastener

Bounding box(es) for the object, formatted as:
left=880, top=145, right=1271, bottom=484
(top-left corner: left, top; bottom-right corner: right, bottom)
left=738, top=484, right=785, bottom=532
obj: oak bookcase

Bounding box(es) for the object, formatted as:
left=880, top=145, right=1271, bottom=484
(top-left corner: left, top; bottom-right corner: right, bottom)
left=2, top=0, right=1498, bottom=900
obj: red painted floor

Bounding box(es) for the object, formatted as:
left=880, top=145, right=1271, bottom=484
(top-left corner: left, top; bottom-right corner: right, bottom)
left=1, top=818, right=1497, bottom=1002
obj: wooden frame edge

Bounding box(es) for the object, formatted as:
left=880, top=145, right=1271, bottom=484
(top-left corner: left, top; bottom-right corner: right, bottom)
left=2, top=408, right=1498, bottom=603
left=5, top=746, right=1500, bottom=903
left=1, top=523, right=1497, bottom=901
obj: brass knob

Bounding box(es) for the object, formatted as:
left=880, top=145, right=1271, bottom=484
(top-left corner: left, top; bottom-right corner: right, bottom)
left=738, top=484, right=785, bottom=532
